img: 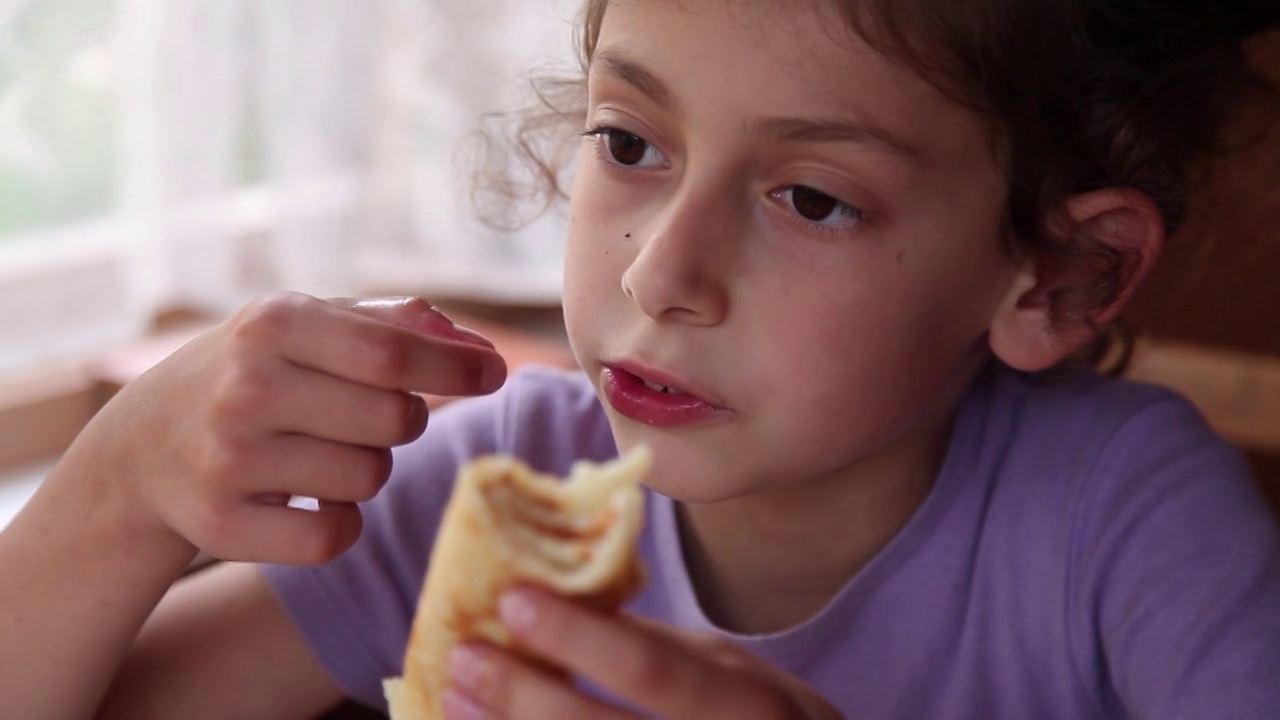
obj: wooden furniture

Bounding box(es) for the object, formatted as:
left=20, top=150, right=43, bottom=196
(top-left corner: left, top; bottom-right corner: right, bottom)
left=1125, top=29, right=1280, bottom=513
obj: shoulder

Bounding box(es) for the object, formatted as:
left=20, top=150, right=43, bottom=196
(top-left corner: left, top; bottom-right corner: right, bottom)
left=994, top=363, right=1206, bottom=438
left=978, top=363, right=1241, bottom=485
left=962, top=366, right=1280, bottom=714
left=960, top=362, right=1260, bottom=570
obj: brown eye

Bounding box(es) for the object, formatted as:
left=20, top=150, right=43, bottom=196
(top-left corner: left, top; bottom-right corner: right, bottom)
left=776, top=185, right=865, bottom=230
left=791, top=186, right=839, bottom=221
left=606, top=130, right=651, bottom=166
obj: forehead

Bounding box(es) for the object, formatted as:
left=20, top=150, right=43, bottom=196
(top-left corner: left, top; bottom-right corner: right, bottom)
left=592, top=0, right=994, bottom=167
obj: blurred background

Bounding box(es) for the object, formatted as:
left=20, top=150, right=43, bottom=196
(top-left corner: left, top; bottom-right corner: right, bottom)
left=0, top=8, right=1275, bottom=718
left=0, top=3, right=1276, bottom=531
left=0, top=0, right=578, bottom=376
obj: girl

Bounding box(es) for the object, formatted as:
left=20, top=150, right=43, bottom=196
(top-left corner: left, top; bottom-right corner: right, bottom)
left=3, top=1, right=1279, bottom=718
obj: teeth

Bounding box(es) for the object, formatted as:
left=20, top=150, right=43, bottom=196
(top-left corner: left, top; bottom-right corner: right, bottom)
left=643, top=379, right=687, bottom=395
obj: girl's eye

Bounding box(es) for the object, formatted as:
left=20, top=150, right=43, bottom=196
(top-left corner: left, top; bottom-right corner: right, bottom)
left=583, top=126, right=666, bottom=169
left=774, top=185, right=865, bottom=228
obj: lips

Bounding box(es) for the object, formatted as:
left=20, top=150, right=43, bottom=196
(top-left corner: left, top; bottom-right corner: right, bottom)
left=601, top=362, right=730, bottom=428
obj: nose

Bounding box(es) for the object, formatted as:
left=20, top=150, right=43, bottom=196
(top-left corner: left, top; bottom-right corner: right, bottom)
left=621, top=184, right=734, bottom=327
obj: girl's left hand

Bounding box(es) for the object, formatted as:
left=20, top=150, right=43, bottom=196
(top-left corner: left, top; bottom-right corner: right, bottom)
left=443, top=588, right=844, bottom=720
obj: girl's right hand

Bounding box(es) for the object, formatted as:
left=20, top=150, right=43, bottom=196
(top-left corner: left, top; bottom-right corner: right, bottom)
left=63, top=293, right=507, bottom=566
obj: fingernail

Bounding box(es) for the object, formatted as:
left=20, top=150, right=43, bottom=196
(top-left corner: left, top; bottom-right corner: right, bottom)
left=448, top=645, right=488, bottom=691
left=480, top=356, right=507, bottom=393
left=499, top=588, right=540, bottom=634
left=442, top=687, right=488, bottom=720
left=448, top=322, right=497, bottom=350
left=354, top=296, right=417, bottom=311
left=393, top=307, right=496, bottom=350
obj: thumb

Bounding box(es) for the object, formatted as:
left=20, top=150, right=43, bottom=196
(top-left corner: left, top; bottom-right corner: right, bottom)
left=330, top=296, right=497, bottom=350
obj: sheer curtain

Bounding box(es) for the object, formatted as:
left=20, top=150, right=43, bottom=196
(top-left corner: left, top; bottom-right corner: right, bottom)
left=361, top=0, right=582, bottom=304
left=135, top=0, right=582, bottom=314
left=122, top=0, right=380, bottom=312
left=0, top=0, right=579, bottom=374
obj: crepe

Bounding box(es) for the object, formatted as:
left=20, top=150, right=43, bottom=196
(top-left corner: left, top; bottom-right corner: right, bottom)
left=383, top=446, right=652, bottom=720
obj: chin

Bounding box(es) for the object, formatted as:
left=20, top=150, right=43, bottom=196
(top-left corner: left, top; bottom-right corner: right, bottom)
left=611, top=425, right=766, bottom=504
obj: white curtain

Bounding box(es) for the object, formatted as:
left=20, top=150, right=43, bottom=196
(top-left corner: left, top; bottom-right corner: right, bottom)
left=127, top=0, right=581, bottom=314
left=0, top=0, right=581, bottom=374
left=120, top=0, right=379, bottom=312
left=362, top=0, right=582, bottom=304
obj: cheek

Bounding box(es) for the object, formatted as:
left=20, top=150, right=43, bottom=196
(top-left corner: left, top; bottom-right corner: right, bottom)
left=563, top=167, right=637, bottom=345
left=741, top=274, right=957, bottom=413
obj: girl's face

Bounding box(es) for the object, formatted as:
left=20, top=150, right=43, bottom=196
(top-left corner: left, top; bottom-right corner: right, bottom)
left=563, top=0, right=1016, bottom=501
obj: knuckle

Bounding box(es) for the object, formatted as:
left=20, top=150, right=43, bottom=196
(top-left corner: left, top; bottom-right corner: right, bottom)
left=210, top=366, right=275, bottom=424
left=195, top=437, right=252, bottom=484
left=234, top=292, right=307, bottom=343
left=380, top=392, right=427, bottom=444
left=703, top=635, right=752, bottom=665
left=182, top=497, right=239, bottom=554
left=617, top=643, right=678, bottom=693
left=298, top=510, right=362, bottom=564
left=359, top=331, right=412, bottom=385
left=474, top=654, right=511, bottom=710
left=347, top=449, right=392, bottom=501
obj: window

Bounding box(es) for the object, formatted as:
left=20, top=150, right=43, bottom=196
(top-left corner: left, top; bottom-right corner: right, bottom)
left=0, top=0, right=580, bottom=377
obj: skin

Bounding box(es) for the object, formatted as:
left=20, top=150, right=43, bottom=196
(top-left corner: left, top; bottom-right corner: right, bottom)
left=448, top=1, right=1162, bottom=718
left=0, top=0, right=1164, bottom=718
left=0, top=295, right=507, bottom=719
left=562, top=0, right=1017, bottom=635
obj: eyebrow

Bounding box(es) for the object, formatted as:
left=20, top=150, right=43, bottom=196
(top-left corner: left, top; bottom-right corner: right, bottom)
left=592, top=51, right=923, bottom=162
left=594, top=53, right=680, bottom=112
left=750, top=116, right=923, bottom=161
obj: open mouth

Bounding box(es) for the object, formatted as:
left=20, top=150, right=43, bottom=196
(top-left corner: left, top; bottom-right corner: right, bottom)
left=640, top=378, right=689, bottom=396
left=601, top=362, right=731, bottom=427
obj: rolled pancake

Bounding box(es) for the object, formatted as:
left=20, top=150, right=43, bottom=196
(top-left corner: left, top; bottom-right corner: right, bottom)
left=383, top=446, right=652, bottom=720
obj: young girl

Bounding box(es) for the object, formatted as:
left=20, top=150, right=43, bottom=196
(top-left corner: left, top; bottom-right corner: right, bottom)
left=3, top=1, right=1278, bottom=718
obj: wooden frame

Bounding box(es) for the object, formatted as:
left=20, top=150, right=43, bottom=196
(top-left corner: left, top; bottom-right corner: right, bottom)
left=1126, top=338, right=1280, bottom=454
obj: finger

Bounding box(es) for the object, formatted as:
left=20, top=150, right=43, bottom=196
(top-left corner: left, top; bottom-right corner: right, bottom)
left=621, top=615, right=843, bottom=720
left=233, top=293, right=507, bottom=396
left=623, top=616, right=810, bottom=685
left=332, top=296, right=496, bottom=350
left=499, top=589, right=799, bottom=719
left=254, top=363, right=429, bottom=447
left=251, top=435, right=394, bottom=504
left=185, top=501, right=363, bottom=565
left=447, top=644, right=640, bottom=720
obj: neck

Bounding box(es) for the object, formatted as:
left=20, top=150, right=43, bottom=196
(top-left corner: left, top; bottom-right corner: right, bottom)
left=677, top=365, right=978, bottom=635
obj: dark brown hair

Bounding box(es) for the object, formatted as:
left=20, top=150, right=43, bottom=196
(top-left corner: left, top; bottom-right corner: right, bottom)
left=471, top=0, right=1278, bottom=372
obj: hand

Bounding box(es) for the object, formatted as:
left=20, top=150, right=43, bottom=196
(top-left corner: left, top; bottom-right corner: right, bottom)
left=59, top=293, right=506, bottom=565
left=443, top=588, right=843, bottom=720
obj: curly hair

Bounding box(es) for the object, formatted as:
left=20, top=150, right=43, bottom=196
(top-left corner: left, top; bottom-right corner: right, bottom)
left=469, top=0, right=1278, bottom=373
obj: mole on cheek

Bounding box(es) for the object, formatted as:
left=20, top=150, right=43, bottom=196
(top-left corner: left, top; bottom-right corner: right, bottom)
left=625, top=233, right=632, bottom=238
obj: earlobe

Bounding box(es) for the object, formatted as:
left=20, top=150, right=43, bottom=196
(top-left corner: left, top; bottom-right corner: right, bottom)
left=988, top=264, right=1073, bottom=373
left=988, top=188, right=1165, bottom=373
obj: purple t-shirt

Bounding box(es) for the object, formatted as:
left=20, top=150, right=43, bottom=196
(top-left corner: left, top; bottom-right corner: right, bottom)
left=262, top=363, right=1280, bottom=718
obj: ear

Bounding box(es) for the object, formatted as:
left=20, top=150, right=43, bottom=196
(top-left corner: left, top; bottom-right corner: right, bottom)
left=989, top=189, right=1165, bottom=373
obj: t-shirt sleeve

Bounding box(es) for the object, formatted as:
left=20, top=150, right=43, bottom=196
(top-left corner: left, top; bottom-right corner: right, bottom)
left=257, top=384, right=507, bottom=709
left=1070, top=397, right=1280, bottom=719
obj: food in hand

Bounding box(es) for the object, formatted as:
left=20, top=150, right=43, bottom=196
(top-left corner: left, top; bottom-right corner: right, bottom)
left=383, top=446, right=651, bottom=719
